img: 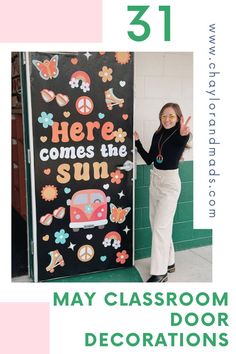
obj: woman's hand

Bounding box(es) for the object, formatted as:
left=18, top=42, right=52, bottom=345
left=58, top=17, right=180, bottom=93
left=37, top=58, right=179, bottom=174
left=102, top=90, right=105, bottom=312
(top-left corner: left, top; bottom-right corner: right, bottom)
left=134, top=131, right=139, bottom=141
left=180, top=116, right=191, bottom=136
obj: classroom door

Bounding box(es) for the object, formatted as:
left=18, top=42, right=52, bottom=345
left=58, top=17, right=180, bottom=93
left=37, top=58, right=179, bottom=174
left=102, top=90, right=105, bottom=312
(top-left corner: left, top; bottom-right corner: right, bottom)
left=24, top=52, right=134, bottom=281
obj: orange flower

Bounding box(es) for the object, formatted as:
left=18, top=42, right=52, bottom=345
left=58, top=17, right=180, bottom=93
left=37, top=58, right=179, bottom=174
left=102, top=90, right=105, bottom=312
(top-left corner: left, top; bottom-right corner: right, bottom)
left=115, top=52, right=131, bottom=65
left=110, top=170, right=124, bottom=184
left=116, top=250, right=129, bottom=264
left=98, top=66, right=113, bottom=82
left=113, top=128, right=127, bottom=143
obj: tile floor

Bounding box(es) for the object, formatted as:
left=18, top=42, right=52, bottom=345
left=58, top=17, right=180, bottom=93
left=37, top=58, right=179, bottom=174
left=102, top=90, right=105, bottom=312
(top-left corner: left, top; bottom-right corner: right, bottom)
left=12, top=246, right=212, bottom=283
left=135, top=245, right=212, bottom=282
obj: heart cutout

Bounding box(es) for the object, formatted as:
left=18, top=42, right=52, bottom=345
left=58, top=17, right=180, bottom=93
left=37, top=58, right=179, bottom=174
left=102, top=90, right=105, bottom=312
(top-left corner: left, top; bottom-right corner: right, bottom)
left=40, top=213, right=53, bottom=226
left=122, top=114, right=128, bottom=120
left=40, top=136, right=48, bottom=143
left=63, top=111, right=71, bottom=118
left=44, top=168, right=51, bottom=175
left=100, top=256, right=107, bottom=262
left=86, top=234, right=93, bottom=240
left=64, top=187, right=71, bottom=194
left=56, top=94, right=69, bottom=107
left=71, top=58, right=78, bottom=65
left=103, top=184, right=109, bottom=190
left=41, top=89, right=55, bottom=102
left=42, top=234, right=49, bottom=241
left=98, top=112, right=105, bottom=119
left=53, top=207, right=65, bottom=219
left=119, top=81, right=126, bottom=87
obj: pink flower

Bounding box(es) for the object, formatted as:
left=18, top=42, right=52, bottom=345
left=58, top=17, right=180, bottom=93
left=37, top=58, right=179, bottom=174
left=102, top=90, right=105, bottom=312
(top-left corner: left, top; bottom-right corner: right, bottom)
left=116, top=250, right=129, bottom=264
left=110, top=170, right=124, bottom=184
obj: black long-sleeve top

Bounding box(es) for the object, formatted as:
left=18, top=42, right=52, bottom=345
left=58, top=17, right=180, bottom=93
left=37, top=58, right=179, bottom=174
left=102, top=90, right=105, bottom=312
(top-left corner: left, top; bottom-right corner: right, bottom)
left=135, top=124, right=189, bottom=170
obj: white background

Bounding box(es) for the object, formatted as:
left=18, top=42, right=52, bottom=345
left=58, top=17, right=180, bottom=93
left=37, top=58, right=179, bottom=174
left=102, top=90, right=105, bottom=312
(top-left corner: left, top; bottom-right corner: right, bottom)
left=1, top=0, right=236, bottom=353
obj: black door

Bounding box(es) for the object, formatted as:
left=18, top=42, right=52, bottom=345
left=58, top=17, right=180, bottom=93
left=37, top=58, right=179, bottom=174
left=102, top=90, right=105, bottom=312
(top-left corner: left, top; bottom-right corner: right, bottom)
left=24, top=52, right=134, bottom=281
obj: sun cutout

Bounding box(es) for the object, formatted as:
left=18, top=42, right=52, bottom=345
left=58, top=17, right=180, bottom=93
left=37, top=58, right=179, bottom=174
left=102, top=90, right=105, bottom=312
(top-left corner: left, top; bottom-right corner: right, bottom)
left=115, top=52, right=131, bottom=65
left=41, top=185, right=58, bottom=201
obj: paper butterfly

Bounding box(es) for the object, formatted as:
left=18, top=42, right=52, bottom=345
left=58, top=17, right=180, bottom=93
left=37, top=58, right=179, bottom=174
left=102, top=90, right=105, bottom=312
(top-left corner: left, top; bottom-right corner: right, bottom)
left=109, top=203, right=131, bottom=224
left=32, top=55, right=59, bottom=80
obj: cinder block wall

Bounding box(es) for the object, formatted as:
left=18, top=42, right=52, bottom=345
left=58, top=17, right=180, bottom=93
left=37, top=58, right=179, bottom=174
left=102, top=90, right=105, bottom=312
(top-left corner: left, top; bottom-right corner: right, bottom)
left=134, top=162, right=212, bottom=260
left=133, top=53, right=212, bottom=260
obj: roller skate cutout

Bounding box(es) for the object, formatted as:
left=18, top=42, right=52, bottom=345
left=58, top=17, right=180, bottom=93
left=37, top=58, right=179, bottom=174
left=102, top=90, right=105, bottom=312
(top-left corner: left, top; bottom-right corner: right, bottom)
left=105, top=88, right=124, bottom=110
left=46, top=250, right=65, bottom=273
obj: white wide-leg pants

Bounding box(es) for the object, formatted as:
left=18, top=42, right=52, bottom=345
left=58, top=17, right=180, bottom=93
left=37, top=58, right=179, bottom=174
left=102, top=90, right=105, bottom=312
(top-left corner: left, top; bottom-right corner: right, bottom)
left=149, top=167, right=181, bottom=275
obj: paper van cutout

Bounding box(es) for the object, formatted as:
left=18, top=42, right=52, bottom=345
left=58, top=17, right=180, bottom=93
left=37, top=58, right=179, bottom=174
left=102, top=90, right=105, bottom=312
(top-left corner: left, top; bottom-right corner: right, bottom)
left=67, top=189, right=109, bottom=231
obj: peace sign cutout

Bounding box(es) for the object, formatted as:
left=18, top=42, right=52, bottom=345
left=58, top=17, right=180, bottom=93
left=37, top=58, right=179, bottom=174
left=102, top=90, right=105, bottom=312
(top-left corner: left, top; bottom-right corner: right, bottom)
left=77, top=245, right=94, bottom=262
left=76, top=96, right=94, bottom=115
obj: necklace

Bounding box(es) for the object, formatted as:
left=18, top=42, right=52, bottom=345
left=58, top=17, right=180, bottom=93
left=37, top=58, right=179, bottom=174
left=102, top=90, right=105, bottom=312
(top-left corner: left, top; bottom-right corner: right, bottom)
left=156, top=128, right=178, bottom=164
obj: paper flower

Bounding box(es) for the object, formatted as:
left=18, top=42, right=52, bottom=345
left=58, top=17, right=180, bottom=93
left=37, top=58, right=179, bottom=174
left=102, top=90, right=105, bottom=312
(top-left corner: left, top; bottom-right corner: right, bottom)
left=41, top=185, right=58, bottom=202
left=54, top=229, right=69, bottom=245
left=116, top=250, right=129, bottom=264
left=103, top=238, right=112, bottom=247
left=110, top=170, right=124, bottom=184
left=113, top=128, right=127, bottom=143
left=85, top=205, right=93, bottom=213
left=80, top=81, right=90, bottom=92
left=113, top=239, right=121, bottom=249
left=69, top=77, right=79, bottom=88
left=38, top=112, right=54, bottom=128
left=98, top=66, right=113, bottom=82
left=115, top=52, right=131, bottom=65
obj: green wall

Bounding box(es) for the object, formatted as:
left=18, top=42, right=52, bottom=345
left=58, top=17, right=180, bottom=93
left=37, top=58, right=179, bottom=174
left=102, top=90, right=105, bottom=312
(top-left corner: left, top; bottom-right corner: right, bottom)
left=134, top=161, right=212, bottom=260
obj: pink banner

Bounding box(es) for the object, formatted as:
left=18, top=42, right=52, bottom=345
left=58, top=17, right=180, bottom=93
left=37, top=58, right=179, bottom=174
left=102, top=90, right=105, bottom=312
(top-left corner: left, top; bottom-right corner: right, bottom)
left=0, top=0, right=102, bottom=42
left=0, top=303, right=49, bottom=354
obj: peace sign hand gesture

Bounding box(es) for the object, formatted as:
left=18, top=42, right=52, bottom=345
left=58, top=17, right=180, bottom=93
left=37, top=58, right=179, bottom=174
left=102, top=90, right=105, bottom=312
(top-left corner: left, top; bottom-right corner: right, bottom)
left=180, top=116, right=191, bottom=136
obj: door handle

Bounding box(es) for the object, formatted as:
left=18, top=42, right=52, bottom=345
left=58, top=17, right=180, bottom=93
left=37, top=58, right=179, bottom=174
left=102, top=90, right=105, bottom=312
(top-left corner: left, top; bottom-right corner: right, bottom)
left=117, top=160, right=133, bottom=172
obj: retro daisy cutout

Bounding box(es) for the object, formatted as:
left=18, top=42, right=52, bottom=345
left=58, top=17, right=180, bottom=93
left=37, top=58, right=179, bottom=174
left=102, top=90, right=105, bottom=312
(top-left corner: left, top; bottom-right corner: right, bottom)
left=54, top=229, right=69, bottom=245
left=116, top=250, right=129, bottom=264
left=38, top=112, right=54, bottom=128
left=110, top=169, right=124, bottom=184
left=115, top=52, right=131, bottom=65
left=113, top=128, right=127, bottom=143
left=41, top=185, right=58, bottom=202
left=98, top=66, right=113, bottom=82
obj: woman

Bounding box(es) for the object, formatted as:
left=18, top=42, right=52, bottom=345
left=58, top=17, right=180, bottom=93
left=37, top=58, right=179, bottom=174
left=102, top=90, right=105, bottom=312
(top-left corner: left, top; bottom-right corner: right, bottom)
left=134, top=103, right=191, bottom=282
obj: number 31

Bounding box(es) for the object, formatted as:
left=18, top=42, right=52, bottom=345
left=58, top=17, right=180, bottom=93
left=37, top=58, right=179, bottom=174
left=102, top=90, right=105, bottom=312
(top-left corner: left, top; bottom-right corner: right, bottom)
left=128, top=5, right=171, bottom=42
